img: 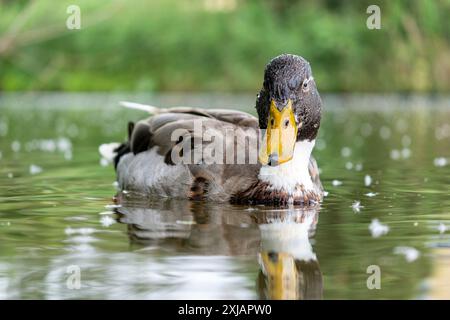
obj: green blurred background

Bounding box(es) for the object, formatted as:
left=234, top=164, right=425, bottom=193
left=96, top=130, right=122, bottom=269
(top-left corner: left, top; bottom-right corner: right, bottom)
left=0, top=0, right=449, bottom=92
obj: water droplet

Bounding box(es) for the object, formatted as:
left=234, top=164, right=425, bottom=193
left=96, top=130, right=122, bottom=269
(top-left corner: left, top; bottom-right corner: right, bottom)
left=390, top=149, right=401, bottom=160
left=11, top=141, right=21, bottom=152
left=434, top=157, right=447, bottom=167
left=379, top=126, right=391, bottom=140
left=29, top=164, right=43, bottom=175
left=369, top=219, right=389, bottom=238
left=364, top=175, right=372, bottom=187
left=341, top=147, right=351, bottom=157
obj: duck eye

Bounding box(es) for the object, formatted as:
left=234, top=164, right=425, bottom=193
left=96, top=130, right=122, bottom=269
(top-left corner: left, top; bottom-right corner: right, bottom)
left=284, top=119, right=290, bottom=128
left=302, top=79, right=311, bottom=92
left=270, top=118, right=275, bottom=126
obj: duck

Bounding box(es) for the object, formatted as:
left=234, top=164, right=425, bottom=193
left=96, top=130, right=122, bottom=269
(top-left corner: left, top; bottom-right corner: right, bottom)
left=107, top=54, right=323, bottom=206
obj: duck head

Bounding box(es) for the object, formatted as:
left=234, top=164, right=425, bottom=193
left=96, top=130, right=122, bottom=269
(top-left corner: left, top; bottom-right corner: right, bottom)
left=256, top=54, right=322, bottom=166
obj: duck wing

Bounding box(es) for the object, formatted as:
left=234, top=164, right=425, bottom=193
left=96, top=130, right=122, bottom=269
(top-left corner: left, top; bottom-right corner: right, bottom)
left=116, top=105, right=261, bottom=201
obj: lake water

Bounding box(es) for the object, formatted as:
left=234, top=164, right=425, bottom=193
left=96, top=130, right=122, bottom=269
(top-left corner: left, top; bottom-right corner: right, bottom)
left=0, top=93, right=449, bottom=299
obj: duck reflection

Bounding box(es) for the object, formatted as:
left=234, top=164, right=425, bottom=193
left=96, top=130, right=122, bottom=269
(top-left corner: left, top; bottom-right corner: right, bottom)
left=115, top=196, right=322, bottom=300
left=255, top=209, right=322, bottom=300
left=116, top=199, right=260, bottom=255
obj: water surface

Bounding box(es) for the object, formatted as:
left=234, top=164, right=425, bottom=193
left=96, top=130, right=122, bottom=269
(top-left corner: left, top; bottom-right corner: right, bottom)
left=0, top=93, right=449, bottom=299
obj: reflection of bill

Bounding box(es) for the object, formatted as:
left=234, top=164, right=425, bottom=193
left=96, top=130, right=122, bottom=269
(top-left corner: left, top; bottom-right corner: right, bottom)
left=256, top=209, right=323, bottom=300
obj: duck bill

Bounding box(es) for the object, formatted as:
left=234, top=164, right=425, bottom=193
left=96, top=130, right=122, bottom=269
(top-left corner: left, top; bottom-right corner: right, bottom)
left=259, top=99, right=298, bottom=166
left=260, top=252, right=298, bottom=300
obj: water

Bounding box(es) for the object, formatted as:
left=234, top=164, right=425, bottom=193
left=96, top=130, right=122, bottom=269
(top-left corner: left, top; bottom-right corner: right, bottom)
left=0, top=93, right=449, bottom=299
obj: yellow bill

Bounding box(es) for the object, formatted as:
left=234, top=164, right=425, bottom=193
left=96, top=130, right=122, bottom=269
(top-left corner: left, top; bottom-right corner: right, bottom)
left=259, top=99, right=298, bottom=166
left=260, top=252, right=299, bottom=300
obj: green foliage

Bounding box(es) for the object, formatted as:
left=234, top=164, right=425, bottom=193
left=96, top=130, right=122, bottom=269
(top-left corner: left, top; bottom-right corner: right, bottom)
left=0, top=0, right=449, bottom=92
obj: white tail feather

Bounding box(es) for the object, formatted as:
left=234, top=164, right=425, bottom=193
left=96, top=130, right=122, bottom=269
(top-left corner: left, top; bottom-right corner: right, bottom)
left=99, top=142, right=121, bottom=162
left=119, top=101, right=166, bottom=114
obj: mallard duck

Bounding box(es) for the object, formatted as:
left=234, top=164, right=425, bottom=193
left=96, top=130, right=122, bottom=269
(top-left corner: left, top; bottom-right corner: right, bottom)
left=109, top=54, right=323, bottom=206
